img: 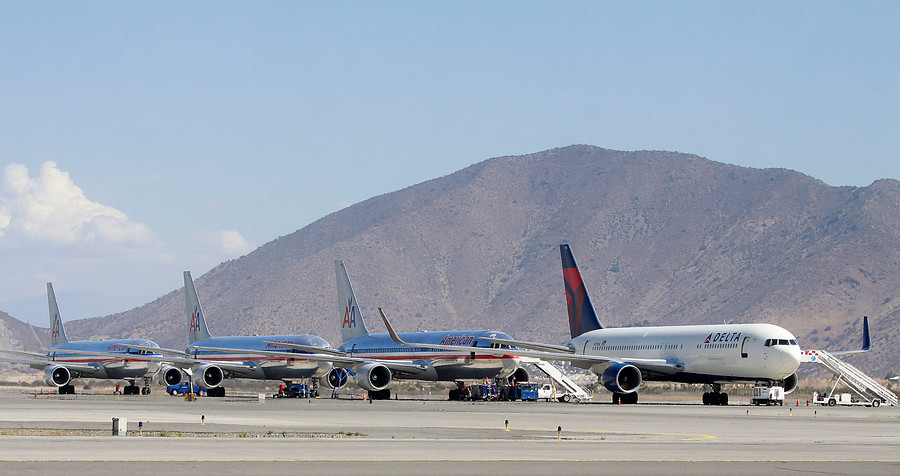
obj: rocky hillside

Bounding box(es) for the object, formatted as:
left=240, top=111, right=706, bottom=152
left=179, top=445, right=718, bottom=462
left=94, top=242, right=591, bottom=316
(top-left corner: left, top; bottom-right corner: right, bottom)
left=11, top=145, right=899, bottom=377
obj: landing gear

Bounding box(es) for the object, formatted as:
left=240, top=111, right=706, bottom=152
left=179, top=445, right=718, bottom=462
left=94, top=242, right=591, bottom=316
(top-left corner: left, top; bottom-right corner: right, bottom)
left=449, top=381, right=465, bottom=401
left=207, top=387, right=226, bottom=397
left=141, top=377, right=152, bottom=395
left=368, top=388, right=391, bottom=400
left=122, top=380, right=140, bottom=395
left=702, top=384, right=729, bottom=405
left=612, top=392, right=638, bottom=404
left=58, top=384, right=75, bottom=395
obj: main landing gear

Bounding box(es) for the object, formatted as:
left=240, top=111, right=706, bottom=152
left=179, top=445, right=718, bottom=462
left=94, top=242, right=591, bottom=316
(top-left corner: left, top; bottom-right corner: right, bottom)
left=120, top=379, right=144, bottom=395
left=612, top=392, right=638, bottom=404
left=207, top=387, right=226, bottom=397
left=702, top=383, right=729, bottom=405
left=58, top=384, right=76, bottom=395
left=367, top=388, right=391, bottom=400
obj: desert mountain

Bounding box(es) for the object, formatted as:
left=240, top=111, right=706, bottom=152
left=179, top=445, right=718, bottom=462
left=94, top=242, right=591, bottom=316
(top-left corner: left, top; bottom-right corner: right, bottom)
left=13, top=145, right=899, bottom=377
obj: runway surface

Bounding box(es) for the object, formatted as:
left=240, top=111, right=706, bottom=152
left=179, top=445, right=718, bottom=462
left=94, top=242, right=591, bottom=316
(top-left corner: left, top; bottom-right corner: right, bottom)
left=1, top=391, right=898, bottom=474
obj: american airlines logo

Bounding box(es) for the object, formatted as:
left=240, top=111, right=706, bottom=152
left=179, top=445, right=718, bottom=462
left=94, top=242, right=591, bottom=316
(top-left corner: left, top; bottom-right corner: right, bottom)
left=189, top=306, right=201, bottom=332
left=51, top=314, right=61, bottom=337
left=266, top=340, right=295, bottom=349
left=440, top=335, right=474, bottom=346
left=704, top=332, right=741, bottom=344
left=342, top=298, right=358, bottom=329
left=107, top=344, right=128, bottom=352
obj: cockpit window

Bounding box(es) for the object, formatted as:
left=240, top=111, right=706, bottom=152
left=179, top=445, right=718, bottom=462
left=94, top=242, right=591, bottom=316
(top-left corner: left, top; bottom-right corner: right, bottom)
left=765, top=338, right=796, bottom=347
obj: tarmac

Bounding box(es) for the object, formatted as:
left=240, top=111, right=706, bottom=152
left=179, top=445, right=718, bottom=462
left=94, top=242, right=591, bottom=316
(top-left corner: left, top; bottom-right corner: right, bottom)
left=1, top=391, right=898, bottom=475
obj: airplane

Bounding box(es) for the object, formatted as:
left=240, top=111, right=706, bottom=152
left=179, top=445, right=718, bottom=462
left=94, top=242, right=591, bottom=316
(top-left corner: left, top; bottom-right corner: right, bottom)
left=381, top=244, right=819, bottom=405
left=0, top=283, right=162, bottom=395
left=135, top=271, right=342, bottom=397
left=264, top=260, right=527, bottom=400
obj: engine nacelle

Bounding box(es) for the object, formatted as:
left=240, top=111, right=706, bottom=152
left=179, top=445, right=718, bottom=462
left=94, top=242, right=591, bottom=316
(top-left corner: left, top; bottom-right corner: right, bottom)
left=600, top=363, right=642, bottom=394
left=191, top=363, right=224, bottom=389
left=782, top=373, right=799, bottom=395
left=321, top=367, right=350, bottom=390
left=44, top=365, right=71, bottom=387
left=354, top=363, right=392, bottom=391
left=511, top=367, right=529, bottom=383
left=158, top=365, right=186, bottom=386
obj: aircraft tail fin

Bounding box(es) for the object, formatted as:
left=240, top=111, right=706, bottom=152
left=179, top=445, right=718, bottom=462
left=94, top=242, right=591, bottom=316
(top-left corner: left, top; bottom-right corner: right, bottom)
left=560, top=244, right=604, bottom=338
left=47, top=283, right=68, bottom=347
left=184, top=271, right=212, bottom=344
left=335, top=260, right=370, bottom=343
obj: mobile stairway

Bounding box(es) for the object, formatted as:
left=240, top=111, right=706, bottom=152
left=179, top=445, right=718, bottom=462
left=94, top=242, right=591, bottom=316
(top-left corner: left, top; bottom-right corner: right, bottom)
left=801, top=349, right=898, bottom=407
left=523, top=358, right=592, bottom=402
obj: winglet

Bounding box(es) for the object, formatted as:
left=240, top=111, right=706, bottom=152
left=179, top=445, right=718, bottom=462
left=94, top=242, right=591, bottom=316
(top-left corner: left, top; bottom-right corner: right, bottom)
left=829, top=316, right=873, bottom=356
left=28, top=323, right=49, bottom=351
left=378, top=308, right=411, bottom=346
left=861, top=316, right=871, bottom=351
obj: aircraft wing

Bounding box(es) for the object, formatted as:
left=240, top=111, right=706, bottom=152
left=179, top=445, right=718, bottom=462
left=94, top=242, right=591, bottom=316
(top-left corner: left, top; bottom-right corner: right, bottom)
left=378, top=308, right=684, bottom=374
left=481, top=337, right=575, bottom=354
left=192, top=346, right=432, bottom=376
left=0, top=355, right=98, bottom=373
left=124, top=344, right=192, bottom=358
left=0, top=348, right=49, bottom=359
left=262, top=341, right=344, bottom=356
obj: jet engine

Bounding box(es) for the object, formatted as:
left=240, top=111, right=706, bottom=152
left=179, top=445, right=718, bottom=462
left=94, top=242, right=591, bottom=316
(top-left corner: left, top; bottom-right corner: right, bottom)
left=191, top=363, right=224, bottom=389
left=158, top=365, right=186, bottom=386
left=43, top=365, right=71, bottom=387
left=354, top=363, right=392, bottom=391
left=321, top=367, right=350, bottom=390
left=782, top=373, right=799, bottom=394
left=510, top=367, right=529, bottom=383
left=600, top=363, right=642, bottom=394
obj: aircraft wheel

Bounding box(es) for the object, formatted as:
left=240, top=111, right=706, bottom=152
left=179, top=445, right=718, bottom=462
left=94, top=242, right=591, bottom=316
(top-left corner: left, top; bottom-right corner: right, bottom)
left=720, top=393, right=728, bottom=406
left=702, top=392, right=709, bottom=405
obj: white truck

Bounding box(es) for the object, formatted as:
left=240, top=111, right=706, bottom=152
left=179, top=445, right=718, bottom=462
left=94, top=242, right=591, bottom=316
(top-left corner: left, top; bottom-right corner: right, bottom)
left=751, top=386, right=785, bottom=406
left=811, top=392, right=882, bottom=407
left=537, top=383, right=574, bottom=403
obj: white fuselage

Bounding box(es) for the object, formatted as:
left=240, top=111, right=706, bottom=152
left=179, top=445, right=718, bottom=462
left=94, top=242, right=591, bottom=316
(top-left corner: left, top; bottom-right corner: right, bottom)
left=568, top=323, right=801, bottom=383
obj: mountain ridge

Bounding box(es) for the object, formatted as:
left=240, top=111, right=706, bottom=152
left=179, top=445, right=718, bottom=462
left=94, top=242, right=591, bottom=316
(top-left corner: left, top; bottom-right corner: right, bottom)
left=4, top=145, right=897, bottom=377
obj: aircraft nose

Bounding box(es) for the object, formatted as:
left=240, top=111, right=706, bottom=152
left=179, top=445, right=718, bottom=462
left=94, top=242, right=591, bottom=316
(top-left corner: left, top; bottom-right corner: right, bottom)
left=782, top=346, right=801, bottom=373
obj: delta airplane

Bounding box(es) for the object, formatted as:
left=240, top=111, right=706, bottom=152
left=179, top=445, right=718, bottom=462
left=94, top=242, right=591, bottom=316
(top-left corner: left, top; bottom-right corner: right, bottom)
left=383, top=244, right=816, bottom=405
left=265, top=260, right=526, bottom=400
left=127, top=271, right=342, bottom=397
left=0, top=283, right=162, bottom=395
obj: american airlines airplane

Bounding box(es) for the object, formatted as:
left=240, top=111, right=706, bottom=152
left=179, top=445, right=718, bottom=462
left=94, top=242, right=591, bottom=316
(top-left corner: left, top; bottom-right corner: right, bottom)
left=137, top=271, right=340, bottom=397
left=266, top=260, right=526, bottom=400
left=383, top=244, right=811, bottom=405
left=0, top=283, right=162, bottom=395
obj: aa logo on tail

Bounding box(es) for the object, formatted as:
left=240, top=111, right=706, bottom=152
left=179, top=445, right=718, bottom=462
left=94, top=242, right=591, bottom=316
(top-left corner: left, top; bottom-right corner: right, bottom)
left=189, top=306, right=201, bottom=332
left=342, top=298, right=358, bottom=329
left=51, top=315, right=60, bottom=337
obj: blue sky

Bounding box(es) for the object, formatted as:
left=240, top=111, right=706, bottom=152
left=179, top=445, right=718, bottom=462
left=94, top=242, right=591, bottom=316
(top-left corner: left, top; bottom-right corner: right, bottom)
left=1, top=2, right=898, bottom=325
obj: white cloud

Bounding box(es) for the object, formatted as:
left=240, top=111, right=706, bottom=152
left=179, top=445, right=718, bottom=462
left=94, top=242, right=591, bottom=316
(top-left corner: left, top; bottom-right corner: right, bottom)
left=0, top=161, right=152, bottom=245
left=213, top=230, right=253, bottom=256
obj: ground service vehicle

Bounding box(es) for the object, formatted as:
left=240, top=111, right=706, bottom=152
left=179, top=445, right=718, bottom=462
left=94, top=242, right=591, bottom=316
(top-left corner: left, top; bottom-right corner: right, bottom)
left=751, top=386, right=784, bottom=405
left=812, top=391, right=882, bottom=407
left=167, top=383, right=203, bottom=396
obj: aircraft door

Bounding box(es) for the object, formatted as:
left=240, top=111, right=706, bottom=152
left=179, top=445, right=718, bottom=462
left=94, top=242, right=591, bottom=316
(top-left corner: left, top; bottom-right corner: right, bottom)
left=741, top=337, right=750, bottom=358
